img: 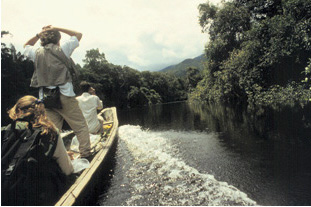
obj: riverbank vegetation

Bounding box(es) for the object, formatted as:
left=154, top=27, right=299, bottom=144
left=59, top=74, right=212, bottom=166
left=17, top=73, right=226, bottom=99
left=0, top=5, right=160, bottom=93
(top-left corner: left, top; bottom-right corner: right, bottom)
left=190, top=0, right=311, bottom=107
left=79, top=49, right=187, bottom=108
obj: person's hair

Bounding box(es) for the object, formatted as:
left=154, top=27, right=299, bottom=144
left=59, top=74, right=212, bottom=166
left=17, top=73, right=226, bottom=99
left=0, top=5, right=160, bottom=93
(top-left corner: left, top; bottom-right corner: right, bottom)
left=8, top=95, right=58, bottom=141
left=80, top=81, right=92, bottom=93
left=40, top=30, right=61, bottom=46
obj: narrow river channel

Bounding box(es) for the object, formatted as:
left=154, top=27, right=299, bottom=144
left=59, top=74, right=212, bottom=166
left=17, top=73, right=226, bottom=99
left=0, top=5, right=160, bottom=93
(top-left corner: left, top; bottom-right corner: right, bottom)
left=98, top=101, right=311, bottom=206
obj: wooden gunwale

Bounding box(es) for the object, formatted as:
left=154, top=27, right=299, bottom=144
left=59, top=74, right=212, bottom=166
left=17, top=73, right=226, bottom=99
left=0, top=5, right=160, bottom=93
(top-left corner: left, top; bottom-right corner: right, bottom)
left=55, top=107, right=118, bottom=206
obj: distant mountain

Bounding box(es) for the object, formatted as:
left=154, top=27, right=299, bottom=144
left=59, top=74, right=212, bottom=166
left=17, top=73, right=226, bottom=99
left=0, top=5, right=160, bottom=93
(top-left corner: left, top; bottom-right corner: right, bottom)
left=158, top=54, right=205, bottom=77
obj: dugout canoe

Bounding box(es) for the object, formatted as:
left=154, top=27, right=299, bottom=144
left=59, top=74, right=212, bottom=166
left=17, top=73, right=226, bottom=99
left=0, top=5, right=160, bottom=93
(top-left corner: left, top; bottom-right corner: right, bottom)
left=55, top=107, right=119, bottom=206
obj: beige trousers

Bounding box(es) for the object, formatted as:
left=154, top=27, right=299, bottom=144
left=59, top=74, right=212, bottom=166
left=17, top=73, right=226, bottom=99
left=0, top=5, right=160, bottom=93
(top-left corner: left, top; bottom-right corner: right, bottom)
left=46, top=94, right=91, bottom=157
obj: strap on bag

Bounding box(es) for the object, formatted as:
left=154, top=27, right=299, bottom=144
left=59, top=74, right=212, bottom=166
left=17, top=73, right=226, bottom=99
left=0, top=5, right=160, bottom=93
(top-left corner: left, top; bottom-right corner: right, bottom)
left=1, top=119, right=31, bottom=158
left=5, top=129, right=42, bottom=176
left=45, top=45, right=81, bottom=94
left=2, top=119, right=41, bottom=174
left=44, top=46, right=81, bottom=83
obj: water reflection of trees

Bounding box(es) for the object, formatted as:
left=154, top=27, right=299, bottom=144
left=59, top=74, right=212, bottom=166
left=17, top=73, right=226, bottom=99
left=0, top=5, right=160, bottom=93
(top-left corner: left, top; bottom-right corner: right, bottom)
left=188, top=102, right=311, bottom=144
left=143, top=102, right=197, bottom=131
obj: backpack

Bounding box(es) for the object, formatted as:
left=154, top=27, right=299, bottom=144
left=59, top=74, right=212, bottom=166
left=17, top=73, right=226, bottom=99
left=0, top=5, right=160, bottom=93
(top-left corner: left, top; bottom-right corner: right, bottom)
left=1, top=119, right=67, bottom=206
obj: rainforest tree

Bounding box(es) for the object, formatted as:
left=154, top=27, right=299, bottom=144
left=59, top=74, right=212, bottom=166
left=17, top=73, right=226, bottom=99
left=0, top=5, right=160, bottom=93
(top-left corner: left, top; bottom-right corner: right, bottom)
left=1, top=42, right=37, bottom=124
left=192, top=0, right=311, bottom=105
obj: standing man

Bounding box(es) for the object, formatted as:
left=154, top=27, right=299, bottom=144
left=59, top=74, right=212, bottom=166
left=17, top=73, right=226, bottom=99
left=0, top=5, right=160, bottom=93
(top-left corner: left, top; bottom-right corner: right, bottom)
left=24, top=25, right=92, bottom=158
left=76, top=81, right=104, bottom=134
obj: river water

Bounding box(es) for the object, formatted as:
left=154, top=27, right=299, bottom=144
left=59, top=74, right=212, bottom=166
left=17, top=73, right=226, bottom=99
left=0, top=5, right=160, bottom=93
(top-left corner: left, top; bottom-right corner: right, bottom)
left=98, top=101, right=311, bottom=206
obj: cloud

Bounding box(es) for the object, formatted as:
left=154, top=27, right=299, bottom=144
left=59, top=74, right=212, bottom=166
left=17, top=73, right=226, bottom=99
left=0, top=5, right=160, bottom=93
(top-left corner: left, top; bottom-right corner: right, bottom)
left=2, top=0, right=222, bottom=71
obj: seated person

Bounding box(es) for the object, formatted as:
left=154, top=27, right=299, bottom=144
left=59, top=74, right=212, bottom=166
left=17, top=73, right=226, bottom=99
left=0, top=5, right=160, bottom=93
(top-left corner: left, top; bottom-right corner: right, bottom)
left=4, top=95, right=74, bottom=205
left=8, top=95, right=74, bottom=175
left=76, top=81, right=104, bottom=134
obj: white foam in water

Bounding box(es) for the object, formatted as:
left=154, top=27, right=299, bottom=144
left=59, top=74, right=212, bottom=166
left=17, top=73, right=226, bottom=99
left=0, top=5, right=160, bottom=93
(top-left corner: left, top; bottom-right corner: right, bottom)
left=119, top=125, right=257, bottom=206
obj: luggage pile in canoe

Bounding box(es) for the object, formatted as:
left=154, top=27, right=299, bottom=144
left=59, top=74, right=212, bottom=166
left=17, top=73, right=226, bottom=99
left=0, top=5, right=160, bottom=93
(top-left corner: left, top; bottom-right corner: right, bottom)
left=56, top=107, right=119, bottom=206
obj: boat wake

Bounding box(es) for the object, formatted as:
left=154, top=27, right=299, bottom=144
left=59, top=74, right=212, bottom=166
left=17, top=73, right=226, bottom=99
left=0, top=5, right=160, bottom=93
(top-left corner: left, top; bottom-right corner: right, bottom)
left=118, top=125, right=257, bottom=206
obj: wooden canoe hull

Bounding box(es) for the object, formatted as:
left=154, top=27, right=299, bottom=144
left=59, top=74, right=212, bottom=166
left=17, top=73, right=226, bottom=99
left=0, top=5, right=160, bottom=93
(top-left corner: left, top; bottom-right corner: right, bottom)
left=55, top=107, right=119, bottom=206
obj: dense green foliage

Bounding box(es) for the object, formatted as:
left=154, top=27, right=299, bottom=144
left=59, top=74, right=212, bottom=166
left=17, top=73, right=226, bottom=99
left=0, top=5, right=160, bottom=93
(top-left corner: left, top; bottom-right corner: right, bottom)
left=302, top=59, right=311, bottom=94
left=191, top=0, right=311, bottom=106
left=1, top=43, right=37, bottom=124
left=185, top=67, right=203, bottom=92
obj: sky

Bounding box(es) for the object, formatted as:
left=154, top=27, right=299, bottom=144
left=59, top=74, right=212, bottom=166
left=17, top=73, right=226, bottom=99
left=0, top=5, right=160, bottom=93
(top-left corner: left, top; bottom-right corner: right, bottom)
left=2, top=0, right=222, bottom=71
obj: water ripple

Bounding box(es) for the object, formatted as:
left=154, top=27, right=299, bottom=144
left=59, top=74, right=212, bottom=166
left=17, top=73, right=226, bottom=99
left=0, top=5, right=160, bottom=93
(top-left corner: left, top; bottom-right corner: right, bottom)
left=119, top=125, right=257, bottom=206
